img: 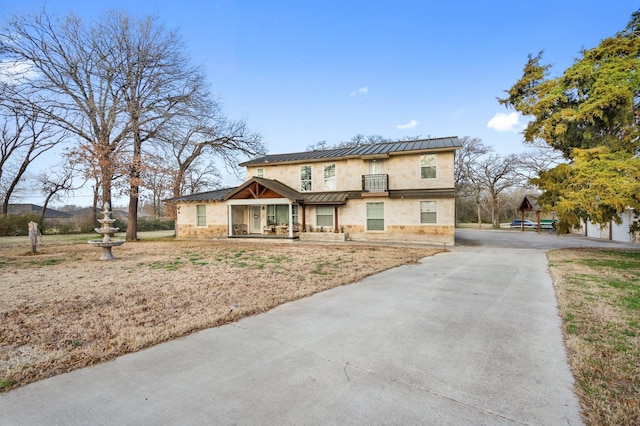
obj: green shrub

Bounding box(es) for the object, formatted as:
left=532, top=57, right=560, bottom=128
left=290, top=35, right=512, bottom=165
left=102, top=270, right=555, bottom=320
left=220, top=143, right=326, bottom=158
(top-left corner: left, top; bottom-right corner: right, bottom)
left=0, top=214, right=43, bottom=236
left=136, top=218, right=175, bottom=231
left=45, top=222, right=78, bottom=235
left=112, top=217, right=127, bottom=232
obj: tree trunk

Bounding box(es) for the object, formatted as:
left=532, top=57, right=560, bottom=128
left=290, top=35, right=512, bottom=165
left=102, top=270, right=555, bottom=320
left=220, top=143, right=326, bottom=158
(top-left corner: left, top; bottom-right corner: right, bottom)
left=127, top=195, right=139, bottom=241
left=40, top=192, right=55, bottom=226
left=92, top=185, right=99, bottom=230
left=492, top=197, right=500, bottom=228
left=126, top=117, right=142, bottom=242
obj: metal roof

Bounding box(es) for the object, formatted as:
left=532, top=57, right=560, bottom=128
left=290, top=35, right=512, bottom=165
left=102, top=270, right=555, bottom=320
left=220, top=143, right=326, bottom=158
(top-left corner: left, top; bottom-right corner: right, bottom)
left=7, top=204, right=73, bottom=218
left=519, top=193, right=541, bottom=212
left=239, top=137, right=461, bottom=166
left=303, top=192, right=350, bottom=205
left=164, top=187, right=235, bottom=203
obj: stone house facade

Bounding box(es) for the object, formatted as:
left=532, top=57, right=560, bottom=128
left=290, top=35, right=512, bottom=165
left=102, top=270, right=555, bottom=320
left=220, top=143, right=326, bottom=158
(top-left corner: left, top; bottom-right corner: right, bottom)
left=168, top=137, right=461, bottom=246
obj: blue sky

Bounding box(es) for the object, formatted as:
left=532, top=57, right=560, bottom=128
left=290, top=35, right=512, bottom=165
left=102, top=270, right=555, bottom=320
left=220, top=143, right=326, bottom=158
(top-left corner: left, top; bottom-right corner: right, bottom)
left=2, top=1, right=638, bottom=203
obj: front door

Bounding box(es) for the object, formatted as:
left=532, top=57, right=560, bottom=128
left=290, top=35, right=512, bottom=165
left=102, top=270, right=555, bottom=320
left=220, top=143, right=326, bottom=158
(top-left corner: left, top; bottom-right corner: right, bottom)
left=250, top=205, right=261, bottom=234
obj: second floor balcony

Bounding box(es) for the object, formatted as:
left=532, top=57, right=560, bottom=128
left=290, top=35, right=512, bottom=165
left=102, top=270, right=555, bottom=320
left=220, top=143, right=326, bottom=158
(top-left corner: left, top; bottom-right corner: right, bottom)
left=362, top=174, right=389, bottom=194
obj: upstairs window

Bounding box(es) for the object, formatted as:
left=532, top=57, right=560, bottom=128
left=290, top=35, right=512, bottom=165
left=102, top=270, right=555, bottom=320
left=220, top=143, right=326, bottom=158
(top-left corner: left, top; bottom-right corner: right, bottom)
left=421, top=154, right=436, bottom=179
left=324, top=163, right=336, bottom=190
left=196, top=205, right=206, bottom=227
left=301, top=165, right=312, bottom=191
left=256, top=168, right=264, bottom=178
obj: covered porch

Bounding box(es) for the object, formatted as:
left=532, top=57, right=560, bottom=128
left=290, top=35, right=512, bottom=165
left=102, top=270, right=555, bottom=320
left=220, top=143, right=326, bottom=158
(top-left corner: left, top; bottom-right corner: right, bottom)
left=223, top=177, right=305, bottom=239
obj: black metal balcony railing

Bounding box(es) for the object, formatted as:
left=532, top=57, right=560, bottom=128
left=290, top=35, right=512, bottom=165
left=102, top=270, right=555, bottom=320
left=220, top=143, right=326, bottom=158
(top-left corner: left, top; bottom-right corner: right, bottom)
left=362, top=174, right=389, bottom=192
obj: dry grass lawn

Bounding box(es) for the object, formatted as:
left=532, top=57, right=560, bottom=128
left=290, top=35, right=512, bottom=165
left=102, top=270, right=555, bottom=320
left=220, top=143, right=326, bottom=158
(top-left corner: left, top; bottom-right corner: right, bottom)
left=0, top=237, right=439, bottom=392
left=548, top=249, right=640, bottom=425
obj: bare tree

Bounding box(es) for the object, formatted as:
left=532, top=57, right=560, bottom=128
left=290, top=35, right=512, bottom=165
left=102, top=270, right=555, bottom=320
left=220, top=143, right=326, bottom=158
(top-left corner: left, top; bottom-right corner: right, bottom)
left=306, top=134, right=388, bottom=151
left=477, top=153, right=524, bottom=228
left=159, top=96, right=264, bottom=201
left=142, top=152, right=173, bottom=219
left=2, top=9, right=263, bottom=240
left=0, top=104, right=63, bottom=215
left=38, top=162, right=82, bottom=224
left=454, top=136, right=492, bottom=226
left=1, top=9, right=129, bottom=210
left=111, top=13, right=207, bottom=241
left=515, top=139, right=565, bottom=181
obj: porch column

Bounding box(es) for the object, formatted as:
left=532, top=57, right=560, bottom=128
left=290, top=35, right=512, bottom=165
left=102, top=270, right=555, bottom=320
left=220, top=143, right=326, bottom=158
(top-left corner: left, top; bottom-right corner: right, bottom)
left=228, top=205, right=233, bottom=237
left=288, top=201, right=294, bottom=238
left=301, top=205, right=306, bottom=232
left=334, top=206, right=339, bottom=233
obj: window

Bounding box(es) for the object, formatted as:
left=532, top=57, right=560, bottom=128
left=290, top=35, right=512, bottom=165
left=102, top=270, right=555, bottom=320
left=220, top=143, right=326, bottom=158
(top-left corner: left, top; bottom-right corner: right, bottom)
left=420, top=201, right=437, bottom=223
left=196, top=205, right=206, bottom=227
left=301, top=166, right=312, bottom=191
left=421, top=154, right=436, bottom=179
left=292, top=205, right=299, bottom=225
left=256, top=168, right=264, bottom=178
left=267, top=205, right=298, bottom=225
left=324, top=164, right=336, bottom=190
left=316, top=206, right=333, bottom=227
left=366, top=202, right=384, bottom=231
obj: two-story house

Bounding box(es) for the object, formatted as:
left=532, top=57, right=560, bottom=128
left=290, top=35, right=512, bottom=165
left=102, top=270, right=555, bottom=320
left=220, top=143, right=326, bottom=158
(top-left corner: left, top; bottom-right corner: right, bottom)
left=168, top=137, right=462, bottom=245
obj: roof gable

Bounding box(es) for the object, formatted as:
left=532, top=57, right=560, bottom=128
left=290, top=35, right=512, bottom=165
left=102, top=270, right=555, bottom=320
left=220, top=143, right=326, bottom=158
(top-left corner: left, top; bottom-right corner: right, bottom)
left=239, top=137, right=461, bottom=166
left=223, top=177, right=304, bottom=202
left=519, top=194, right=541, bottom=212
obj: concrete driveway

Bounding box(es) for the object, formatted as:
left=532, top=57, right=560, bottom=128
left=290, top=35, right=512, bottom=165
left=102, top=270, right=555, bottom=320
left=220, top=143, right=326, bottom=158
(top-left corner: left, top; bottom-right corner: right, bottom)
left=3, top=229, right=634, bottom=425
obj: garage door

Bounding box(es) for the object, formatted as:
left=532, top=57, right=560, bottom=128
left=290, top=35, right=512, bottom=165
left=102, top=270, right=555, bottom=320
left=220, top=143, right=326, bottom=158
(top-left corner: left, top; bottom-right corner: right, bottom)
left=611, top=211, right=631, bottom=243
left=586, top=221, right=602, bottom=239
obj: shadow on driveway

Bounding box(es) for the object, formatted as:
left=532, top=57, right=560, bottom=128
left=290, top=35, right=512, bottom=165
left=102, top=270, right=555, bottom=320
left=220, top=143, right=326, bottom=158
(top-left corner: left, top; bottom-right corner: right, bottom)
left=455, top=227, right=639, bottom=250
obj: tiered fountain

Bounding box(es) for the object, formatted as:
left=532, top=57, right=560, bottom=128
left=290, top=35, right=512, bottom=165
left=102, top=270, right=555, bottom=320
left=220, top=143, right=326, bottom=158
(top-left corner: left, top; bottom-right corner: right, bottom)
left=88, top=203, right=125, bottom=260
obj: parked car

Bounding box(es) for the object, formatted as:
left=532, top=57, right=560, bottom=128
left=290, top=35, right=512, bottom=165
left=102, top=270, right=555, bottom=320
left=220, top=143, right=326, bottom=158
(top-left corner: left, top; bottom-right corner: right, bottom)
left=510, top=219, right=538, bottom=229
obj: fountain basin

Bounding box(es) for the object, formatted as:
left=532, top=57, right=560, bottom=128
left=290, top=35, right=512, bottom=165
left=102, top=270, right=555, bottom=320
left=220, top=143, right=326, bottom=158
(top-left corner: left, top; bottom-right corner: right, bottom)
left=88, top=239, right=126, bottom=247
left=88, top=239, right=126, bottom=260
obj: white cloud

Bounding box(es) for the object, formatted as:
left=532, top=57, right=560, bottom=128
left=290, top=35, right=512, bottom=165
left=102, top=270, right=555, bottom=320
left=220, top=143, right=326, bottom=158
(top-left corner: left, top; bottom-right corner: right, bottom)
left=451, top=108, right=466, bottom=120
left=487, top=112, right=520, bottom=132
left=0, top=60, right=38, bottom=84
left=396, top=119, right=418, bottom=130
left=349, top=86, right=369, bottom=97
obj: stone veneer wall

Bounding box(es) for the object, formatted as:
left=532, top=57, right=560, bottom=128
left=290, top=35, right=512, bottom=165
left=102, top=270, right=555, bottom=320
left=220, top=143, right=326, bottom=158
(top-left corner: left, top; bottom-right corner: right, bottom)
left=346, top=225, right=454, bottom=245
left=176, top=224, right=228, bottom=239
left=246, top=151, right=456, bottom=193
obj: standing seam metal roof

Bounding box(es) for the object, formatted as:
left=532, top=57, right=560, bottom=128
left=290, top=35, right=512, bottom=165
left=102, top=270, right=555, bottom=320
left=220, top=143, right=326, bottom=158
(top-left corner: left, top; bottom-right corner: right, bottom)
left=164, top=187, right=235, bottom=203
left=239, top=137, right=461, bottom=166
